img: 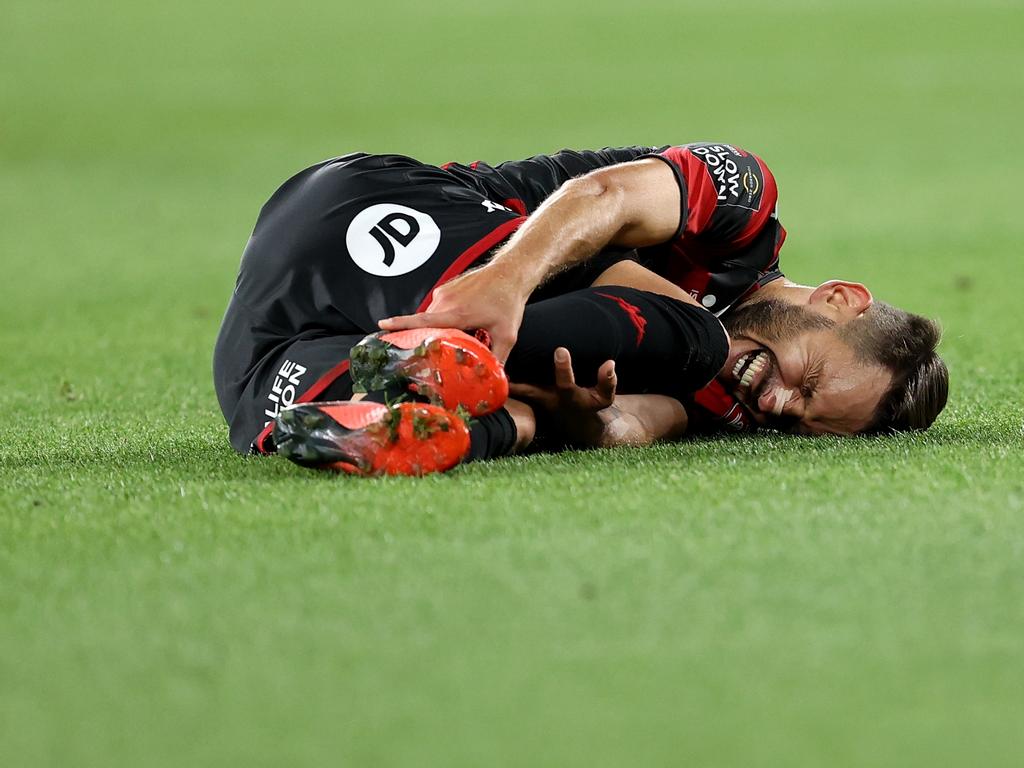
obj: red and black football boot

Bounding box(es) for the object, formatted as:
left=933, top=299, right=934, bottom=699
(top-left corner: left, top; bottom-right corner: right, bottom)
left=273, top=401, right=470, bottom=477
left=349, top=328, right=509, bottom=418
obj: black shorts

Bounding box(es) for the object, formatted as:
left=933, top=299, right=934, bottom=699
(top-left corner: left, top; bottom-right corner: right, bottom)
left=214, top=152, right=526, bottom=453
left=214, top=152, right=642, bottom=454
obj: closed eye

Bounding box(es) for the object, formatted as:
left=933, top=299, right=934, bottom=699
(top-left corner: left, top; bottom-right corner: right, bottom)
left=801, top=365, right=822, bottom=399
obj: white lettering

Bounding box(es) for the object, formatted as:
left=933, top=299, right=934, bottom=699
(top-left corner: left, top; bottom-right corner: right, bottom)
left=262, top=359, right=307, bottom=426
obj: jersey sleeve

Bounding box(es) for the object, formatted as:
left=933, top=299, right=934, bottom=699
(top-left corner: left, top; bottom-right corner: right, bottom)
left=492, top=147, right=658, bottom=212
left=444, top=147, right=657, bottom=215
left=644, top=142, right=785, bottom=269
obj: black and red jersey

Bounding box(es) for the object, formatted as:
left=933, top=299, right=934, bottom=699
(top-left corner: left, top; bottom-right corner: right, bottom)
left=445, top=143, right=786, bottom=433
left=444, top=142, right=786, bottom=317
left=216, top=145, right=782, bottom=449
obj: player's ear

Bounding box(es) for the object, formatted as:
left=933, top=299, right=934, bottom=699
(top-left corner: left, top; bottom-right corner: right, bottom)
left=808, top=280, right=873, bottom=319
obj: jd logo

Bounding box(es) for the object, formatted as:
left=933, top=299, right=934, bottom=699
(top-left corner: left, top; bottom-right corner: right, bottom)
left=371, top=212, right=419, bottom=267
left=346, top=203, right=441, bottom=277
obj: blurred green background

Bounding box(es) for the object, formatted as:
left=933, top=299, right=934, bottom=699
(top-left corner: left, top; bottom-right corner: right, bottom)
left=2, top=1, right=1022, bottom=766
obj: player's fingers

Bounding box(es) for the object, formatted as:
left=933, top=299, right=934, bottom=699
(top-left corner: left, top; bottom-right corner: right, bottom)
left=490, top=334, right=515, bottom=365
left=378, top=311, right=459, bottom=331
left=594, top=360, right=617, bottom=406
left=552, top=347, right=577, bottom=391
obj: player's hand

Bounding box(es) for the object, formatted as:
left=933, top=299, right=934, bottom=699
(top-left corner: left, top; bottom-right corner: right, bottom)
left=377, top=263, right=529, bottom=363
left=509, top=347, right=618, bottom=447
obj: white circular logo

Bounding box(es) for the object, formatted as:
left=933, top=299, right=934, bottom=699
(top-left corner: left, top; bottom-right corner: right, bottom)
left=345, top=203, right=440, bottom=277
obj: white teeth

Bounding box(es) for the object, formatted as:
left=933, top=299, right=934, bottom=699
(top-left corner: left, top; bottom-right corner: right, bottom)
left=737, top=351, right=768, bottom=388
left=772, top=388, right=793, bottom=416
left=732, top=353, right=750, bottom=378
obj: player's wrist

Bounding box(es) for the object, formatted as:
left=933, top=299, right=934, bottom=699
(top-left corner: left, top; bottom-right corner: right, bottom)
left=485, top=256, right=536, bottom=302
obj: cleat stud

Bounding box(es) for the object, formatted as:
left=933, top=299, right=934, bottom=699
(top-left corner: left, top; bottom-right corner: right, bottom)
left=300, top=411, right=324, bottom=429
left=412, top=413, right=437, bottom=440
left=455, top=348, right=467, bottom=364
left=474, top=364, right=487, bottom=377
left=385, top=406, right=402, bottom=443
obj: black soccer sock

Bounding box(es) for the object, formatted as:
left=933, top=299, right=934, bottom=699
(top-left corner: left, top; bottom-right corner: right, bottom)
left=505, top=286, right=729, bottom=398
left=465, top=408, right=519, bottom=462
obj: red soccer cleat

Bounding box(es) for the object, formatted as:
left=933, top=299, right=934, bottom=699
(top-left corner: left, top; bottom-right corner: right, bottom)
left=348, top=328, right=509, bottom=418
left=272, top=401, right=470, bottom=477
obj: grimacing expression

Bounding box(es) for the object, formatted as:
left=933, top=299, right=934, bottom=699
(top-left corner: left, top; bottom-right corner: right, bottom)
left=721, top=300, right=892, bottom=436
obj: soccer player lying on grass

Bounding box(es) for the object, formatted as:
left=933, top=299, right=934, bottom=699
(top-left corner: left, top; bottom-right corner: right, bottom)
left=213, top=143, right=948, bottom=475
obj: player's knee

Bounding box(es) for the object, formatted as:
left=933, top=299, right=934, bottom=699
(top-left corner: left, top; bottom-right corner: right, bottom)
left=584, top=286, right=730, bottom=393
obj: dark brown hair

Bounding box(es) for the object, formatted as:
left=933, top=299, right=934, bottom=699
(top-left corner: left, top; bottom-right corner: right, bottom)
left=839, top=302, right=949, bottom=432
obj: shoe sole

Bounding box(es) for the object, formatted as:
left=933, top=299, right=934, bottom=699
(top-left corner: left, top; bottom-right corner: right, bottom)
left=349, top=328, right=508, bottom=418
left=273, top=401, right=470, bottom=476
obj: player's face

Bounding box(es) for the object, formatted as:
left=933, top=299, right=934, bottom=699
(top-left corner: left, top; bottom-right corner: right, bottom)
left=721, top=301, right=892, bottom=435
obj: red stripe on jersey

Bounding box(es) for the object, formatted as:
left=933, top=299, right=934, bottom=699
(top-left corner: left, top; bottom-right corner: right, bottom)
left=251, top=216, right=527, bottom=455
left=502, top=198, right=527, bottom=215
left=733, top=154, right=779, bottom=249
left=661, top=147, right=718, bottom=237
left=693, top=379, right=753, bottom=432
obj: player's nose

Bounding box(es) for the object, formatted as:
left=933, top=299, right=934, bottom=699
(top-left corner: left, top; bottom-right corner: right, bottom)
left=758, top=386, right=801, bottom=418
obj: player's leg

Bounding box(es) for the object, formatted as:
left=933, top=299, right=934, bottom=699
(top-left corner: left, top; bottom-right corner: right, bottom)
left=215, top=327, right=367, bottom=455
left=333, top=283, right=728, bottom=457
left=213, top=328, right=479, bottom=475
left=507, top=285, right=730, bottom=399
left=215, top=317, right=533, bottom=473
left=214, top=149, right=532, bottom=464
left=316, top=285, right=729, bottom=464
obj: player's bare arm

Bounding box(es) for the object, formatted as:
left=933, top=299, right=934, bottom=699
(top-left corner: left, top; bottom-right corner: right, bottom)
left=380, top=159, right=682, bottom=361
left=592, top=395, right=689, bottom=447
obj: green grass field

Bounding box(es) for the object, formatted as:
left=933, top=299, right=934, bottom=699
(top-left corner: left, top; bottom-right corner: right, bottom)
left=3, top=0, right=1023, bottom=765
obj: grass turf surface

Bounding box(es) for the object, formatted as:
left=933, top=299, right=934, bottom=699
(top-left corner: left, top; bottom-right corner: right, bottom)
left=2, top=0, right=1023, bottom=765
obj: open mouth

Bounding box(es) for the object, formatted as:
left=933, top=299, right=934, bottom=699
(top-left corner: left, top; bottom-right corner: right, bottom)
left=729, top=348, right=793, bottom=419
left=729, top=348, right=796, bottom=419
left=731, top=349, right=770, bottom=391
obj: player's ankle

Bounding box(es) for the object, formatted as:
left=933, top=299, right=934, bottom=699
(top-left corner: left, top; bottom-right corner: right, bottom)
left=505, top=398, right=536, bottom=452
